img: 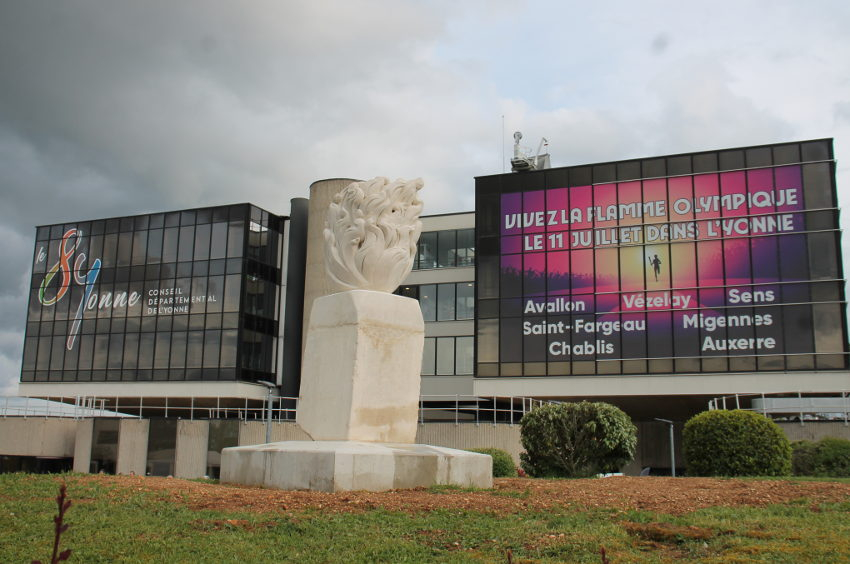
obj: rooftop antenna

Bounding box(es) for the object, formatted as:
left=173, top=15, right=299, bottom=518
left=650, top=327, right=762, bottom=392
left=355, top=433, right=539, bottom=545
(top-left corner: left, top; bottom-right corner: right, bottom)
left=501, top=115, right=505, bottom=173
left=510, top=131, right=551, bottom=172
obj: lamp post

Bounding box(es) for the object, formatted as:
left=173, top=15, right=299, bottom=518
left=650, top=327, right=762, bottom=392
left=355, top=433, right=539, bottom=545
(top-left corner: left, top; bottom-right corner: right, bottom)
left=258, top=380, right=277, bottom=444
left=654, top=418, right=676, bottom=477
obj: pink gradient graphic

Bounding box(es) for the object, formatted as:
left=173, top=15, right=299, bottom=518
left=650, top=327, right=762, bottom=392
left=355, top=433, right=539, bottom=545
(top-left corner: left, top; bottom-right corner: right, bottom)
left=500, top=165, right=807, bottom=305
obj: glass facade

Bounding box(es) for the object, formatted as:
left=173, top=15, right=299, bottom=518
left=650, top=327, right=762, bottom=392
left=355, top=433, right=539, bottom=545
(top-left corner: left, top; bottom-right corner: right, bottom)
left=421, top=336, right=474, bottom=375
left=21, top=204, right=284, bottom=384
left=475, top=139, right=848, bottom=377
left=397, top=282, right=475, bottom=321
left=413, top=228, right=475, bottom=269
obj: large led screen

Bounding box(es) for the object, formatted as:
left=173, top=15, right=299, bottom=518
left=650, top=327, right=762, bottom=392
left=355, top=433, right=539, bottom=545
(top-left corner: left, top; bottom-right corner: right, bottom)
left=475, top=140, right=847, bottom=376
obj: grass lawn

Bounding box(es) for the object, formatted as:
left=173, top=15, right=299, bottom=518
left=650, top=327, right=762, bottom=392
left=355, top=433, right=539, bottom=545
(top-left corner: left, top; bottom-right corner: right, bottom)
left=1, top=473, right=849, bottom=563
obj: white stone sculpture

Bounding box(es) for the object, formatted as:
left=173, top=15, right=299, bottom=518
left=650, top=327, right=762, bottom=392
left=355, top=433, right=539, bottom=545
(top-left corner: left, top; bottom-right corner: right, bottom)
left=324, top=177, right=423, bottom=293
left=221, top=175, right=492, bottom=492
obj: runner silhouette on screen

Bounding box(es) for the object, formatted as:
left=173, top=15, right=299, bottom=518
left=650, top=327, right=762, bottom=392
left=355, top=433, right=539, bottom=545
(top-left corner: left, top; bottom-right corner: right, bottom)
left=648, top=254, right=662, bottom=282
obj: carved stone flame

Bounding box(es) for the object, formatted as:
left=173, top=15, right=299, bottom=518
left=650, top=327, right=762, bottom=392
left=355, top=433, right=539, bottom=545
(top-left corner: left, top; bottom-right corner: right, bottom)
left=324, top=177, right=424, bottom=293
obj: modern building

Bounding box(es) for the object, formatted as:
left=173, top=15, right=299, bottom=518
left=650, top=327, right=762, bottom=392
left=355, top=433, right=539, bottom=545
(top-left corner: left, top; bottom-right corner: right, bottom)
left=18, top=202, right=310, bottom=409
left=471, top=137, right=848, bottom=419
left=7, top=138, right=850, bottom=476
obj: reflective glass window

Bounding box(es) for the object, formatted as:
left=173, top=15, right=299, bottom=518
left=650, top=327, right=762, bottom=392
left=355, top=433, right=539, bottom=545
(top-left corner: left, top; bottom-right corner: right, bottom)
left=147, top=229, right=163, bottom=264
left=419, top=284, right=436, bottom=321
left=437, top=230, right=456, bottom=267
left=456, top=337, right=474, bottom=374
left=227, top=221, right=244, bottom=257
left=223, top=274, right=241, bottom=312
left=186, top=331, right=203, bottom=368
left=220, top=329, right=238, bottom=368
left=117, top=232, right=133, bottom=267
left=456, top=229, right=475, bottom=266
left=194, top=223, right=211, bottom=261
left=203, top=330, right=221, bottom=368
left=178, top=225, right=194, bottom=262
left=456, top=283, right=475, bottom=320
left=210, top=223, right=228, bottom=260
left=437, top=283, right=455, bottom=321
left=436, top=337, right=455, bottom=375
left=421, top=337, right=435, bottom=375
left=417, top=232, right=437, bottom=269
left=162, top=227, right=179, bottom=263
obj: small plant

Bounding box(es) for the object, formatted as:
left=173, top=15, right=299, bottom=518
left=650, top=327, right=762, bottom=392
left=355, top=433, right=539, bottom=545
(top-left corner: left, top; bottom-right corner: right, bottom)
left=683, top=410, right=791, bottom=476
left=467, top=448, right=517, bottom=477
left=519, top=401, right=637, bottom=478
left=33, top=483, right=72, bottom=564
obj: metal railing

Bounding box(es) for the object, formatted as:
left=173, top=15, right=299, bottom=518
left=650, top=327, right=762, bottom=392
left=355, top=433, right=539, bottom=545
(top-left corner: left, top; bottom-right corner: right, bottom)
left=708, top=391, right=850, bottom=425
left=418, top=395, right=548, bottom=426
left=1, top=394, right=547, bottom=424
left=0, top=396, right=114, bottom=419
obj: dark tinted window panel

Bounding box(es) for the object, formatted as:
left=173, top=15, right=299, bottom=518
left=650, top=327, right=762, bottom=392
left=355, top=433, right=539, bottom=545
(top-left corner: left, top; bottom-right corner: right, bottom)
left=745, top=147, right=772, bottom=167
left=692, top=152, right=718, bottom=173
left=570, top=166, right=592, bottom=186
left=801, top=140, right=831, bottom=161
left=616, top=161, right=641, bottom=181
left=666, top=155, right=691, bottom=176
left=802, top=163, right=834, bottom=209
left=773, top=144, right=800, bottom=165
left=642, top=159, right=666, bottom=178
left=592, top=164, right=615, bottom=183
left=808, top=232, right=839, bottom=280
left=718, top=150, right=745, bottom=170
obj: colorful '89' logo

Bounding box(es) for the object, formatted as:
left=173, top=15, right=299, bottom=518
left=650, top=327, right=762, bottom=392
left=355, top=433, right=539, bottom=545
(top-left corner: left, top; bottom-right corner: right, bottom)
left=37, top=228, right=101, bottom=350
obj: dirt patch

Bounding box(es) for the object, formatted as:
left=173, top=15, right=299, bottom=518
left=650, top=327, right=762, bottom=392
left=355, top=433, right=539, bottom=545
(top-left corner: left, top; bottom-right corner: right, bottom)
left=64, top=475, right=850, bottom=516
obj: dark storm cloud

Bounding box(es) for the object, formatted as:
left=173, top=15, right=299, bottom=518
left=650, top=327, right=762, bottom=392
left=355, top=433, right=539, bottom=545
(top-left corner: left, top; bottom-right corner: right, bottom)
left=1, top=1, right=849, bottom=393
left=0, top=1, right=464, bottom=392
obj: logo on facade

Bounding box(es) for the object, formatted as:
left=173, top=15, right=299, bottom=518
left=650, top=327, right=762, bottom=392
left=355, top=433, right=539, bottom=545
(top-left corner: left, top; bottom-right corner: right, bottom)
left=37, top=228, right=102, bottom=351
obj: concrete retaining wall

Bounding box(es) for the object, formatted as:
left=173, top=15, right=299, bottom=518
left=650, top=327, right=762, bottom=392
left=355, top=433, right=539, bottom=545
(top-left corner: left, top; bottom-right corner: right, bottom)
left=72, top=419, right=94, bottom=473
left=777, top=421, right=850, bottom=441
left=415, top=423, right=523, bottom=463
left=174, top=420, right=210, bottom=479
left=0, top=417, right=77, bottom=458
left=116, top=419, right=149, bottom=475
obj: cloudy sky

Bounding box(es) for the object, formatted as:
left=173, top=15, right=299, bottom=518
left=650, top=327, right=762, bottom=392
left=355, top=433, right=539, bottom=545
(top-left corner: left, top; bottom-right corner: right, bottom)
left=2, top=1, right=849, bottom=393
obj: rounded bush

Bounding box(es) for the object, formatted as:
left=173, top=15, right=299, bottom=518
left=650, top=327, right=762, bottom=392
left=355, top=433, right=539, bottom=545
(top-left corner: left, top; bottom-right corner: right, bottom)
left=683, top=410, right=791, bottom=476
left=792, top=437, right=850, bottom=477
left=519, top=402, right=637, bottom=478
left=468, top=448, right=517, bottom=477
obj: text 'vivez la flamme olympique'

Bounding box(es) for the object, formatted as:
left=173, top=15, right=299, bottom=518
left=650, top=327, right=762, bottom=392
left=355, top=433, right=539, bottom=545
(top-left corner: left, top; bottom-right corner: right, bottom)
left=17, top=139, right=849, bottom=422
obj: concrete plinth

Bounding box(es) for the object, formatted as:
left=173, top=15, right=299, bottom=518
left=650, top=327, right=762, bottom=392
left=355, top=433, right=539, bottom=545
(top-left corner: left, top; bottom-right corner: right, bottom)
left=297, top=290, right=424, bottom=443
left=220, top=441, right=492, bottom=492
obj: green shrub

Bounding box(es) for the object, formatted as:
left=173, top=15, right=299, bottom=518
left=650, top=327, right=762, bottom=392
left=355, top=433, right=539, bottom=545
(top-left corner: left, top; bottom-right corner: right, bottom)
left=519, top=402, right=637, bottom=478
left=792, top=437, right=850, bottom=477
left=683, top=410, right=791, bottom=476
left=791, top=440, right=818, bottom=476
left=467, top=448, right=517, bottom=477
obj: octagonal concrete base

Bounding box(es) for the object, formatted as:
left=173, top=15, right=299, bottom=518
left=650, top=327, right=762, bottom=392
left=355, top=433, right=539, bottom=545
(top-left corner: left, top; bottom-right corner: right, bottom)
left=220, top=441, right=492, bottom=492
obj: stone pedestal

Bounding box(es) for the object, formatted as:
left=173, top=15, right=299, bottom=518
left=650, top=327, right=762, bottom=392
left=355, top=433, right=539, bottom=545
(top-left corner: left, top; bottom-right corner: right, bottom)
left=220, top=441, right=492, bottom=492
left=222, top=289, right=493, bottom=492
left=297, top=290, right=424, bottom=443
